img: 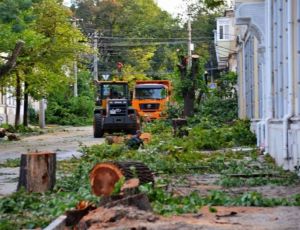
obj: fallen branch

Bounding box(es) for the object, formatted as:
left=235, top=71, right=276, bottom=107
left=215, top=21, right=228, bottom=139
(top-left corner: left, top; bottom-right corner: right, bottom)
left=216, top=211, right=237, bottom=218
left=226, top=173, right=280, bottom=178
left=0, top=40, right=25, bottom=78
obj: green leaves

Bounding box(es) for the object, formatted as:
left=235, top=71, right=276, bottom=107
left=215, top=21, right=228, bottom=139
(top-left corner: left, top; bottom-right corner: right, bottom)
left=0, top=0, right=91, bottom=103
left=204, top=0, right=224, bottom=9
left=74, top=0, right=180, bottom=81
left=112, top=177, right=125, bottom=195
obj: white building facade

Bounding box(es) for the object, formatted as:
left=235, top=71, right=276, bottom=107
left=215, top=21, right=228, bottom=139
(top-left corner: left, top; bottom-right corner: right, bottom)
left=235, top=0, right=300, bottom=172
left=215, top=10, right=237, bottom=72
left=0, top=89, right=23, bottom=125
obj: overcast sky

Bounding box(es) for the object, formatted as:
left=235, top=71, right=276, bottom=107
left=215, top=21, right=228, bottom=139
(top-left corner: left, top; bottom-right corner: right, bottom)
left=156, top=0, right=188, bottom=17
left=63, top=0, right=189, bottom=17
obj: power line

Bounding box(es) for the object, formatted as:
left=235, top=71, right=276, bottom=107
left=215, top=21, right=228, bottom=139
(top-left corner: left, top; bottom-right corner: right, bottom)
left=100, top=36, right=214, bottom=40
left=99, top=39, right=212, bottom=47
left=97, top=71, right=175, bottom=76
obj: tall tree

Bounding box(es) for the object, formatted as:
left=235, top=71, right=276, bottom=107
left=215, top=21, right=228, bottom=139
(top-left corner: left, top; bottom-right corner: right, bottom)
left=0, top=0, right=90, bottom=127
left=74, top=0, right=181, bottom=83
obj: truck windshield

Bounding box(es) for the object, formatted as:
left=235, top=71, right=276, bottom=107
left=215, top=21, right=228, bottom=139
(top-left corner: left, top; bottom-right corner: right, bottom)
left=135, top=88, right=166, bottom=99
left=101, top=84, right=128, bottom=99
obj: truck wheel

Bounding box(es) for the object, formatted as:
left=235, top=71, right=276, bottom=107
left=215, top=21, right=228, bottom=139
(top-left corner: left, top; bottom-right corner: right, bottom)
left=94, top=113, right=104, bottom=138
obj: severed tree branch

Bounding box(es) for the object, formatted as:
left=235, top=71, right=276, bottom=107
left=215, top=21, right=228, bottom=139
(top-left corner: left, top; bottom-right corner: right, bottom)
left=0, top=40, right=25, bottom=79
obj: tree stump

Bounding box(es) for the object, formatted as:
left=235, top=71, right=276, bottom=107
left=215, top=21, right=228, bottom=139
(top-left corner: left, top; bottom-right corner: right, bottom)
left=89, top=161, right=154, bottom=196
left=7, top=133, right=20, bottom=141
left=140, top=133, right=151, bottom=144
left=172, top=118, right=188, bottom=137
left=0, top=128, right=6, bottom=138
left=17, top=152, right=56, bottom=192
left=105, top=135, right=125, bottom=145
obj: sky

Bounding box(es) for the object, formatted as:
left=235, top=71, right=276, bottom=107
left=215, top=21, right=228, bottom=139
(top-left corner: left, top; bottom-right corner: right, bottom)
left=63, top=0, right=189, bottom=17
left=155, top=0, right=188, bottom=17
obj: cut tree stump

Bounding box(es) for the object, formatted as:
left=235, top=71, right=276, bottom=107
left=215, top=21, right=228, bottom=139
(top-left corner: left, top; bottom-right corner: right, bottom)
left=0, top=128, right=6, bottom=138
left=7, top=133, right=20, bottom=141
left=105, top=135, right=125, bottom=145
left=17, top=152, right=56, bottom=192
left=89, top=161, right=154, bottom=196
left=172, top=118, right=188, bottom=137
left=140, top=133, right=151, bottom=143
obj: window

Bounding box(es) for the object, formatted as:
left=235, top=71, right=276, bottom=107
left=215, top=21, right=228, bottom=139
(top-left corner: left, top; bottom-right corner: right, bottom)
left=135, top=88, right=167, bottom=99
left=100, top=84, right=128, bottom=99
left=219, top=25, right=224, bottom=39
left=218, top=19, right=230, bottom=40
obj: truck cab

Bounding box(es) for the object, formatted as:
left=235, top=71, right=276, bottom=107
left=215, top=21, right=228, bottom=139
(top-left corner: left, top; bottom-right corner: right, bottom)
left=132, top=80, right=171, bottom=120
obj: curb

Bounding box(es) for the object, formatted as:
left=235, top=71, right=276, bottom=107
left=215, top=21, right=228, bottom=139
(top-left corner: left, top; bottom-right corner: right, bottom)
left=43, top=215, right=66, bottom=230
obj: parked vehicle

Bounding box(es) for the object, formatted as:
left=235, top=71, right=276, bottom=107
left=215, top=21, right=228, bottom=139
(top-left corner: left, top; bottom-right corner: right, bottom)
left=93, top=81, right=140, bottom=137
left=132, top=80, right=171, bottom=120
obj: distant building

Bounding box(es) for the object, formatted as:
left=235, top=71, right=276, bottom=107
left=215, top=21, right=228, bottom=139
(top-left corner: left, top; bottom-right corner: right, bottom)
left=214, top=10, right=237, bottom=72
left=235, top=0, right=300, bottom=173
left=0, top=87, right=43, bottom=126
left=0, top=88, right=23, bottom=125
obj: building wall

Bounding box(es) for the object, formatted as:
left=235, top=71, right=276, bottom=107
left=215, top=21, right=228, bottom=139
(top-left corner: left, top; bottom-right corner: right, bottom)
left=0, top=89, right=25, bottom=125
left=235, top=0, right=300, bottom=173
left=215, top=12, right=237, bottom=70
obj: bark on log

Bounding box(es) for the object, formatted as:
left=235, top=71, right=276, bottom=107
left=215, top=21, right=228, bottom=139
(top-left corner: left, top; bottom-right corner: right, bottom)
left=99, top=193, right=152, bottom=211
left=90, top=161, right=154, bottom=196
left=65, top=202, right=96, bottom=226
left=17, top=152, right=56, bottom=192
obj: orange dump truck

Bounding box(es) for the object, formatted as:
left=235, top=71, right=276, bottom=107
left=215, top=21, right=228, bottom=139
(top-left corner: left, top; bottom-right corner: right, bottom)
left=132, top=80, right=171, bottom=120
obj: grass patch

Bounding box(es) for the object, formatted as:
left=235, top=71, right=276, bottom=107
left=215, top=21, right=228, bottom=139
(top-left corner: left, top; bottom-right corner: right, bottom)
left=0, top=120, right=299, bottom=229
left=0, top=159, right=20, bottom=168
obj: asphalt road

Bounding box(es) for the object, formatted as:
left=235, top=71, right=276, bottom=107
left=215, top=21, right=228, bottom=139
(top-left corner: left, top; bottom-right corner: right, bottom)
left=0, top=126, right=104, bottom=196
left=0, top=126, right=104, bottom=163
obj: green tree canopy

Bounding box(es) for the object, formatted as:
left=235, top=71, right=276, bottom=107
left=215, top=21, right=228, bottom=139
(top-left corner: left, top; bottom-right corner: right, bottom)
left=0, top=0, right=90, bottom=99
left=73, top=0, right=181, bottom=83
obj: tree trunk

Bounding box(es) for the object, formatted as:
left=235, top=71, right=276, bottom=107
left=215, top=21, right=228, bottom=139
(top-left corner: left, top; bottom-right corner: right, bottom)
left=15, top=71, right=21, bottom=127
left=39, top=99, right=45, bottom=128
left=183, top=91, right=195, bottom=117
left=23, top=81, right=29, bottom=126
left=17, top=152, right=56, bottom=192
left=196, top=91, right=204, bottom=105
left=90, top=161, right=154, bottom=196
left=183, top=55, right=199, bottom=117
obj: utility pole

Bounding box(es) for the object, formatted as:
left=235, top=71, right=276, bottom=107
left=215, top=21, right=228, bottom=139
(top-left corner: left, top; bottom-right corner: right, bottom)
left=39, top=99, right=45, bottom=129
left=70, top=18, right=82, bottom=97
left=210, top=60, right=214, bottom=83
left=73, top=60, right=78, bottom=97
left=187, top=9, right=192, bottom=69
left=93, top=32, right=99, bottom=81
